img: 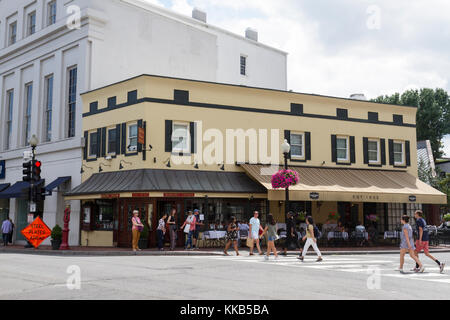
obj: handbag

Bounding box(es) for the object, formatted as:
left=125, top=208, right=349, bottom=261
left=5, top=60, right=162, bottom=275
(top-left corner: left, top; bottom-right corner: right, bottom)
left=137, top=226, right=144, bottom=232
left=246, top=237, right=253, bottom=248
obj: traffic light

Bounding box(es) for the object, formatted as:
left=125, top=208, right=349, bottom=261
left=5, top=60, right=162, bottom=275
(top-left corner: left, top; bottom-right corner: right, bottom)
left=34, top=180, right=46, bottom=203
left=32, top=160, right=42, bottom=182
left=23, top=161, right=32, bottom=182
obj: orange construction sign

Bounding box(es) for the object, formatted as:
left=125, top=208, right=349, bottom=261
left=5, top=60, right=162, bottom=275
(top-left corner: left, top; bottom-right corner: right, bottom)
left=21, top=216, right=52, bottom=248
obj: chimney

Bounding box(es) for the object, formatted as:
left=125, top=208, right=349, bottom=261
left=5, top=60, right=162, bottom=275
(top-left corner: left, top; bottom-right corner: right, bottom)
left=350, top=94, right=367, bottom=101
left=245, top=28, right=258, bottom=42
left=192, top=8, right=207, bottom=23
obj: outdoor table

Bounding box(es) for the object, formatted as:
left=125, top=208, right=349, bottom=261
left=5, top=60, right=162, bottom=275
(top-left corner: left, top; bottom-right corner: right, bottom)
left=328, top=232, right=349, bottom=240
left=351, top=231, right=369, bottom=240
left=384, top=231, right=399, bottom=239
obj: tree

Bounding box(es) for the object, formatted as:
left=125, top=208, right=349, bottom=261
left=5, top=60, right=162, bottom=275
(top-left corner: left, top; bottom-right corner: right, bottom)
left=372, top=88, right=450, bottom=160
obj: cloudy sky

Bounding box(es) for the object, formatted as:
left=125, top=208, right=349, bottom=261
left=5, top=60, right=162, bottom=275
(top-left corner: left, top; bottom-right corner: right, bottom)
left=141, top=0, right=450, bottom=155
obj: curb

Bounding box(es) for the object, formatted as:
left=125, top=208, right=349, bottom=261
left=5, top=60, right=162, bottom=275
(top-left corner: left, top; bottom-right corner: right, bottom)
left=1, top=248, right=449, bottom=257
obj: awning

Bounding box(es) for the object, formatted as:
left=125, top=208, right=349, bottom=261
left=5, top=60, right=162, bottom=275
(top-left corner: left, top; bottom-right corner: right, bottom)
left=0, top=181, right=29, bottom=199
left=45, top=176, right=71, bottom=192
left=0, top=183, right=10, bottom=193
left=241, top=164, right=447, bottom=204
left=65, top=169, right=266, bottom=199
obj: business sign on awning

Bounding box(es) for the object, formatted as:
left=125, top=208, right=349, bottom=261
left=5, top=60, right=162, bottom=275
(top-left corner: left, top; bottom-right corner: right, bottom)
left=21, top=217, right=51, bottom=248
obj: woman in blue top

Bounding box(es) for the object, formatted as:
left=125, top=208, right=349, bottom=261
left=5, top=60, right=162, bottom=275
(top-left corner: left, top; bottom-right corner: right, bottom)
left=399, top=215, right=424, bottom=274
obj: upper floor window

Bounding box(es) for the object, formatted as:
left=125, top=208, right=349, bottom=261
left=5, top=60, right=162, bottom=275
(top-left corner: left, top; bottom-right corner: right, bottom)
left=67, top=67, right=77, bottom=138
left=5, top=90, right=14, bottom=150
left=28, top=12, right=36, bottom=36
left=24, top=83, right=33, bottom=146
left=393, top=141, right=405, bottom=166
left=9, top=22, right=17, bottom=45
left=240, top=55, right=247, bottom=76
left=107, top=128, right=117, bottom=155
left=48, top=1, right=57, bottom=26
left=368, top=139, right=380, bottom=164
left=336, top=136, right=349, bottom=162
left=172, top=123, right=190, bottom=154
left=44, top=75, right=54, bottom=142
left=128, top=124, right=138, bottom=152
left=89, top=131, right=98, bottom=158
left=290, top=133, right=305, bottom=159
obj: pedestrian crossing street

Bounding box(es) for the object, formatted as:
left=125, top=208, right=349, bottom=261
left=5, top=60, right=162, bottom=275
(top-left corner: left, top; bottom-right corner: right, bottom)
left=194, top=254, right=450, bottom=284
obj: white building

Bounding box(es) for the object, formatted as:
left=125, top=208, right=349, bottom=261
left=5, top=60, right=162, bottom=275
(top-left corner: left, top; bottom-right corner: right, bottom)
left=0, top=0, right=287, bottom=246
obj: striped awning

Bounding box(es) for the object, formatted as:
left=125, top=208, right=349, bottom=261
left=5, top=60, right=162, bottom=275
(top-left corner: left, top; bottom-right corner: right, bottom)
left=240, top=164, right=447, bottom=204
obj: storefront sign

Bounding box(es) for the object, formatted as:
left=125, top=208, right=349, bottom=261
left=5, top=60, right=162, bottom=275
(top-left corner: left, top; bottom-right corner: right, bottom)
left=132, top=193, right=149, bottom=198
left=0, top=160, right=5, bottom=179
left=352, top=194, right=380, bottom=201
left=138, top=127, right=145, bottom=145
left=310, top=192, right=320, bottom=200
left=163, top=193, right=195, bottom=198
left=101, top=194, right=120, bottom=199
left=409, top=195, right=417, bottom=202
left=21, top=216, right=51, bottom=248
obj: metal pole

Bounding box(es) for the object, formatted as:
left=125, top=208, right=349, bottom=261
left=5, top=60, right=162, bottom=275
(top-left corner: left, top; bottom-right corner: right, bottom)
left=284, top=153, right=290, bottom=223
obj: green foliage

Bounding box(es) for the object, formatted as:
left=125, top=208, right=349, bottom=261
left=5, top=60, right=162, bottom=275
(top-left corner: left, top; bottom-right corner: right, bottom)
left=51, top=224, right=62, bottom=241
left=444, top=214, right=450, bottom=222
left=372, top=88, right=450, bottom=160
left=297, top=211, right=307, bottom=222
left=140, top=224, right=149, bottom=239
left=417, top=158, right=440, bottom=189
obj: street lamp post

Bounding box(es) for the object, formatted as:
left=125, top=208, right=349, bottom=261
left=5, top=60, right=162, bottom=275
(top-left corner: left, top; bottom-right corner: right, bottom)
left=25, top=135, right=39, bottom=248
left=281, top=139, right=291, bottom=224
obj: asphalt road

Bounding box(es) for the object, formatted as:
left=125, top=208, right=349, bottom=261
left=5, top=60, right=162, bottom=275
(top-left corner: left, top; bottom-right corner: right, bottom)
left=0, top=252, right=449, bottom=300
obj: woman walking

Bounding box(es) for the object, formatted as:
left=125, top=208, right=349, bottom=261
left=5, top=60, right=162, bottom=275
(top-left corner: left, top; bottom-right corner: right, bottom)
left=131, top=210, right=144, bottom=252
left=180, top=211, right=195, bottom=250
left=166, top=208, right=177, bottom=251
left=224, top=216, right=240, bottom=256
left=157, top=214, right=168, bottom=251
left=261, top=214, right=279, bottom=261
left=298, top=216, right=323, bottom=262
left=398, top=215, right=424, bottom=274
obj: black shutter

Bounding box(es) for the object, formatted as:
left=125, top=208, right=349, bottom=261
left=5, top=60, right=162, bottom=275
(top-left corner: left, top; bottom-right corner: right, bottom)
left=381, top=139, right=386, bottom=166
left=331, top=135, right=337, bottom=163
left=291, top=103, right=304, bottom=115
left=405, top=141, right=411, bottom=166
left=165, top=120, right=173, bottom=153
left=174, top=90, right=189, bottom=104
left=190, top=122, right=196, bottom=154
left=388, top=139, right=394, bottom=166
left=89, top=102, right=98, bottom=113
left=284, top=130, right=291, bottom=159
left=108, top=97, right=117, bottom=108
left=83, top=131, right=88, bottom=160
left=137, top=120, right=143, bottom=153
left=101, top=127, right=106, bottom=157
left=350, top=136, right=356, bottom=164
left=115, top=124, right=121, bottom=155
left=96, top=128, right=101, bottom=158
left=127, top=90, right=137, bottom=104
left=363, top=138, right=369, bottom=164
left=121, top=123, right=127, bottom=154
left=305, top=132, right=311, bottom=161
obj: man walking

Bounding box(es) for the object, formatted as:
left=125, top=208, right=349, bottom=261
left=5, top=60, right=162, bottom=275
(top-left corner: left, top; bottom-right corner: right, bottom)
left=192, top=209, right=203, bottom=250
left=413, top=210, right=445, bottom=273
left=249, top=211, right=263, bottom=256
left=1, top=218, right=13, bottom=246
left=281, top=212, right=297, bottom=256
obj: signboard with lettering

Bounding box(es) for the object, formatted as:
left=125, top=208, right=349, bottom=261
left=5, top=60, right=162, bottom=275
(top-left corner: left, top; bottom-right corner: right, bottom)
left=163, top=193, right=195, bottom=198
left=21, top=217, right=51, bottom=248
left=132, top=193, right=149, bottom=198
left=101, top=194, right=120, bottom=199
left=310, top=192, right=320, bottom=200
left=0, top=160, right=5, bottom=180
left=409, top=196, right=417, bottom=202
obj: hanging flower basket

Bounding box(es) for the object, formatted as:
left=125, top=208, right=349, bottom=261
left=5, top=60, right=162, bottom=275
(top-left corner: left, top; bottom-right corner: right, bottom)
left=271, top=169, right=300, bottom=189
left=328, top=212, right=340, bottom=221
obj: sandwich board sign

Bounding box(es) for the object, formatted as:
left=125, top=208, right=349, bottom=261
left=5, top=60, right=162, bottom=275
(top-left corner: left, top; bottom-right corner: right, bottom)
left=21, top=217, right=52, bottom=248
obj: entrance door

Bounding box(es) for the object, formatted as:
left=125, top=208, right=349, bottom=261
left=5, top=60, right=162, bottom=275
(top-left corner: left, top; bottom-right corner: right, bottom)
left=157, top=199, right=184, bottom=248
left=118, top=200, right=153, bottom=248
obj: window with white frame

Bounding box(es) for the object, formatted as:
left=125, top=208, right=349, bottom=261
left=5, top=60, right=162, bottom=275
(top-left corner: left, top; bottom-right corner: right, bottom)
left=240, top=55, right=247, bottom=76
left=24, top=83, right=33, bottom=146
left=393, top=141, right=405, bottom=165
left=9, top=22, right=17, bottom=45
left=44, top=75, right=53, bottom=142
left=28, top=11, right=36, bottom=36
left=89, top=131, right=98, bottom=158
left=5, top=90, right=14, bottom=150
left=48, top=1, right=57, bottom=26
left=172, top=123, right=190, bottom=153
left=108, top=127, right=117, bottom=155
left=368, top=139, right=380, bottom=163
left=128, top=124, right=138, bottom=152
left=290, top=133, right=305, bottom=158
left=336, top=136, right=349, bottom=162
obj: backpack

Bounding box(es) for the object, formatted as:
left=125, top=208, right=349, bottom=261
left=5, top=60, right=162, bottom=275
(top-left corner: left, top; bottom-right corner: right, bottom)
left=313, top=225, right=322, bottom=239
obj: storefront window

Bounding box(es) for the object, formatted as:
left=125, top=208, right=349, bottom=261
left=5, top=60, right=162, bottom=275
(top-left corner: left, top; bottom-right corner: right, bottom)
left=94, top=200, right=115, bottom=230
left=0, top=199, right=9, bottom=223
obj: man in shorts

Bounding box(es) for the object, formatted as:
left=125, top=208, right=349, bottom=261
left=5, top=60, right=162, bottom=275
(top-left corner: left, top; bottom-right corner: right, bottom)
left=413, top=210, right=445, bottom=273
left=249, top=211, right=264, bottom=256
